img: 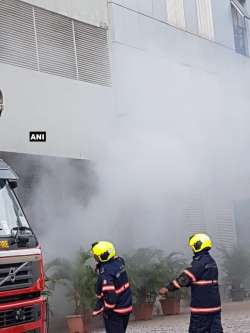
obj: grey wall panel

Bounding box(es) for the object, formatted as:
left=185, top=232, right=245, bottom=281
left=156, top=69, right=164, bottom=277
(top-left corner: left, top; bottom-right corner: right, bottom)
left=0, top=0, right=37, bottom=70
left=112, top=4, right=142, bottom=49
left=137, top=15, right=157, bottom=50
left=136, top=0, right=153, bottom=16
left=111, top=0, right=137, bottom=11
left=112, top=0, right=239, bottom=51
left=211, top=0, right=235, bottom=49
left=74, top=21, right=111, bottom=86
left=34, top=7, right=77, bottom=79
left=152, top=0, right=167, bottom=21
left=0, top=0, right=111, bottom=86
left=112, top=1, right=244, bottom=63
left=22, top=0, right=109, bottom=28
left=112, top=0, right=154, bottom=17
left=183, top=0, right=198, bottom=34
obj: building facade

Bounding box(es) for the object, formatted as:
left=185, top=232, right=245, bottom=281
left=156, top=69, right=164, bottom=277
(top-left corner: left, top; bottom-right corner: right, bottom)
left=0, top=0, right=113, bottom=159
left=1, top=0, right=250, bottom=254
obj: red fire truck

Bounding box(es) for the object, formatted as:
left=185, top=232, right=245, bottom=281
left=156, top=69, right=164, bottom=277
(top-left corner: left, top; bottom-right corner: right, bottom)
left=0, top=159, right=48, bottom=333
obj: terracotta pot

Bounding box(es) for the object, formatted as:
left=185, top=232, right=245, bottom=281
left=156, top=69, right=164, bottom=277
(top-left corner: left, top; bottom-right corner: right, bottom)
left=160, top=298, right=181, bottom=315
left=66, top=314, right=91, bottom=333
left=133, top=303, right=154, bottom=321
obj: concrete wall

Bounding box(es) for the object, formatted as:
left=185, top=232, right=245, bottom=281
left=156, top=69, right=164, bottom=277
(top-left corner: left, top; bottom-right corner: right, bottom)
left=0, top=63, right=113, bottom=159
left=22, top=0, right=109, bottom=27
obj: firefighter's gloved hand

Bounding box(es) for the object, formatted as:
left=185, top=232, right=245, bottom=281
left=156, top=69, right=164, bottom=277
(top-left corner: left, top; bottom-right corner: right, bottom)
left=159, top=287, right=168, bottom=296
left=92, top=306, right=104, bottom=317
left=92, top=300, right=104, bottom=317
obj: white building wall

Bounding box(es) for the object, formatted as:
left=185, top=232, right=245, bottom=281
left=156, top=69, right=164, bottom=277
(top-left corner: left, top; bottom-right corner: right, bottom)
left=196, top=0, right=214, bottom=40
left=183, top=0, right=198, bottom=35
left=111, top=0, right=238, bottom=52
left=0, top=63, right=113, bottom=159
left=166, top=0, right=186, bottom=30
left=22, top=0, right=109, bottom=27
left=152, top=0, right=167, bottom=21
left=211, top=0, right=235, bottom=49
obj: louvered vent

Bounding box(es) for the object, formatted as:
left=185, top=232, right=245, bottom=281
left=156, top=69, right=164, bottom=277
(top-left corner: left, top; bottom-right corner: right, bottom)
left=0, top=0, right=111, bottom=86
left=34, top=8, right=77, bottom=80
left=0, top=0, right=37, bottom=70
left=74, top=21, right=111, bottom=86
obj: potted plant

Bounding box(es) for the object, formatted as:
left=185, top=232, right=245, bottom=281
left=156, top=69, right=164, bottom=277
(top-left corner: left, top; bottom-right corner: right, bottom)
left=159, top=252, right=188, bottom=315
left=46, top=250, right=96, bottom=333
left=125, top=248, right=166, bottom=321
left=219, top=246, right=250, bottom=302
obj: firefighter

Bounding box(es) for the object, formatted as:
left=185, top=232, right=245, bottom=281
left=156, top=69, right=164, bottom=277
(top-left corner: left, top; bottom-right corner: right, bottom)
left=159, top=233, right=223, bottom=333
left=91, top=241, right=132, bottom=333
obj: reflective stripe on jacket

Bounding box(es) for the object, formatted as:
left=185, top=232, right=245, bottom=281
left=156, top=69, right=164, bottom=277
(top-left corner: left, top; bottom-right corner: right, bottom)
left=166, top=250, right=221, bottom=314
left=93, top=257, right=132, bottom=316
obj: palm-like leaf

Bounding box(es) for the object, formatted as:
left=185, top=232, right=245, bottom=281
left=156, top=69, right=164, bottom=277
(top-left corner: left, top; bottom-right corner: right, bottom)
left=45, top=250, right=96, bottom=314
left=125, top=249, right=188, bottom=304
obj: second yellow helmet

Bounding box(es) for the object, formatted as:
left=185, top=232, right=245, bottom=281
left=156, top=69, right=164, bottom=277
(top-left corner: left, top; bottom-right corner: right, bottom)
left=189, top=233, right=212, bottom=253
left=91, top=241, right=116, bottom=263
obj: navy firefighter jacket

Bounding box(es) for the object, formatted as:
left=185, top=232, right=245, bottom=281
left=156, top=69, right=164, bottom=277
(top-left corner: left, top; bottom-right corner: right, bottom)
left=166, top=250, right=221, bottom=314
left=93, top=256, right=133, bottom=316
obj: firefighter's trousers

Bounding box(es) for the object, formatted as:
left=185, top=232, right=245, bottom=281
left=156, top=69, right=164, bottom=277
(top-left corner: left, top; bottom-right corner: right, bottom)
left=189, top=312, right=223, bottom=333
left=103, top=311, right=130, bottom=333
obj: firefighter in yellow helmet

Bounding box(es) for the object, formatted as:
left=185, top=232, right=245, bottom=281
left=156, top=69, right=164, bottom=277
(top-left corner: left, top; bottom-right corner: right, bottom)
left=159, top=233, right=223, bottom=333
left=91, top=241, right=132, bottom=333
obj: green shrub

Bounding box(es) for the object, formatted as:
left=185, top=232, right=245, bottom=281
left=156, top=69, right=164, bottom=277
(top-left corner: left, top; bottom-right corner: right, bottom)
left=45, top=250, right=96, bottom=314
left=161, top=252, right=188, bottom=299
left=125, top=248, right=188, bottom=304
left=125, top=248, right=165, bottom=305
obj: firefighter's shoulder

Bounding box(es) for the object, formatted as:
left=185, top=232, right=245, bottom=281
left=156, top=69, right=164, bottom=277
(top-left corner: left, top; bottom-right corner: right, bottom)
left=192, top=254, right=205, bottom=266
left=100, top=260, right=116, bottom=275
left=192, top=253, right=210, bottom=266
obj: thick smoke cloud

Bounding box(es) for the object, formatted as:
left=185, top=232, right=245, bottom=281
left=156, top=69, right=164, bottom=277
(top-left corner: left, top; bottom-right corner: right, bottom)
left=2, top=14, right=250, bottom=263
left=2, top=43, right=250, bottom=259
left=0, top=152, right=98, bottom=259
left=81, top=46, right=250, bottom=253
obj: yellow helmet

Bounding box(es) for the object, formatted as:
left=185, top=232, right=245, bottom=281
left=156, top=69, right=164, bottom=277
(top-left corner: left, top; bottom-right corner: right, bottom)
left=189, top=233, right=212, bottom=253
left=91, top=241, right=116, bottom=263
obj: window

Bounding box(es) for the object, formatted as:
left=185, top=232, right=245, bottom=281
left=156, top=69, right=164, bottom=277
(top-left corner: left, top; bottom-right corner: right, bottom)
left=0, top=181, right=30, bottom=237
left=166, top=0, right=186, bottom=30
left=231, top=0, right=249, bottom=56
left=196, top=0, right=214, bottom=40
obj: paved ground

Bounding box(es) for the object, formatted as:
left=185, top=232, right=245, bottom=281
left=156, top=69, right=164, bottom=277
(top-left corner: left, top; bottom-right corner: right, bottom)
left=97, top=302, right=250, bottom=333
left=55, top=301, right=250, bottom=333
